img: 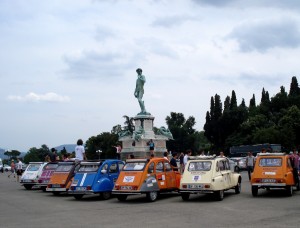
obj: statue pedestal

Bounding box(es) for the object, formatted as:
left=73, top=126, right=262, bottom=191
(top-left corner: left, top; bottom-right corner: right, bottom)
left=119, top=114, right=169, bottom=160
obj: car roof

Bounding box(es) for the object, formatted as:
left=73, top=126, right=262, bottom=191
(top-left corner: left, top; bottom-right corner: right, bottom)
left=257, top=152, right=286, bottom=157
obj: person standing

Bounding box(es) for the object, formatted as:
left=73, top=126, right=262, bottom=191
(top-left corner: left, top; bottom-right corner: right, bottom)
left=170, top=152, right=178, bottom=171
left=8, top=159, right=15, bottom=178
left=75, top=139, right=87, bottom=161
left=50, top=148, right=57, bottom=162
left=289, top=149, right=299, bottom=185
left=148, top=139, right=155, bottom=155
left=246, top=152, right=255, bottom=180
left=16, top=158, right=23, bottom=182
left=179, top=152, right=184, bottom=173
left=183, top=150, right=192, bottom=171
left=113, top=145, right=122, bottom=160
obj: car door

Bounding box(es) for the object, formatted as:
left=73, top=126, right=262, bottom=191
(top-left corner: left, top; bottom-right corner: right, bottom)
left=155, top=161, right=167, bottom=190
left=108, top=162, right=119, bottom=184
left=164, top=161, right=176, bottom=189
left=217, top=160, right=228, bottom=189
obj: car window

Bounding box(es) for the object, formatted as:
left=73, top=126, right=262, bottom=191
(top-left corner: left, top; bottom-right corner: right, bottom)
left=188, top=161, right=211, bottom=171
left=156, top=162, right=164, bottom=173
left=217, top=161, right=225, bottom=171
left=123, top=162, right=146, bottom=171
left=109, top=163, right=118, bottom=173
left=44, top=163, right=58, bottom=170
left=118, top=162, right=124, bottom=171
left=101, top=164, right=108, bottom=171
left=259, top=158, right=282, bottom=167
left=164, top=162, right=172, bottom=171
left=56, top=164, right=73, bottom=172
left=79, top=164, right=99, bottom=172
left=148, top=162, right=154, bottom=173
left=224, top=160, right=230, bottom=170
left=27, top=164, right=41, bottom=171
left=287, top=158, right=292, bottom=168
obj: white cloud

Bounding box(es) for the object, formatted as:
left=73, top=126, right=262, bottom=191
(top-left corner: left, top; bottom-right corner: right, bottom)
left=7, top=92, right=71, bottom=103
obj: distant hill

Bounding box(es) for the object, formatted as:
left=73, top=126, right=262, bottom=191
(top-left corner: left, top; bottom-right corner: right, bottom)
left=54, top=144, right=76, bottom=153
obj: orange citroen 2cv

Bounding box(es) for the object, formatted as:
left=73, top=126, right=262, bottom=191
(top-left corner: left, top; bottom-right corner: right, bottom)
left=251, top=153, right=300, bottom=197
left=113, top=158, right=181, bottom=202
left=46, top=161, right=80, bottom=195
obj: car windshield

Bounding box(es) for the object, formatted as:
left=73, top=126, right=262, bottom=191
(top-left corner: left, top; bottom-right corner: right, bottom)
left=123, top=162, right=146, bottom=171
left=259, top=158, right=282, bottom=167
left=188, top=161, right=211, bottom=171
left=78, top=164, right=99, bottom=172
left=56, top=164, right=73, bottom=172
left=27, top=164, right=41, bottom=171
left=44, top=163, right=58, bottom=170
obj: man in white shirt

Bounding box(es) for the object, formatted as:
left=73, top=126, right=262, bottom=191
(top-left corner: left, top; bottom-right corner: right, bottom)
left=183, top=150, right=192, bottom=171
left=16, top=158, right=23, bottom=182
left=75, top=139, right=87, bottom=161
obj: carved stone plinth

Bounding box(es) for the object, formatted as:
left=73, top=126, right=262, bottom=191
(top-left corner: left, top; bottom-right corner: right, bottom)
left=119, top=114, right=169, bottom=160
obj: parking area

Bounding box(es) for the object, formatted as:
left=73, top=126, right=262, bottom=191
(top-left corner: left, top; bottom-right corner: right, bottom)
left=0, top=171, right=299, bottom=228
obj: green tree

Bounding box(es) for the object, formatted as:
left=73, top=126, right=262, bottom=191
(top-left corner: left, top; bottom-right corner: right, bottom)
left=24, top=147, right=40, bottom=163
left=85, top=132, right=119, bottom=159
left=166, top=112, right=197, bottom=153
left=4, top=150, right=21, bottom=160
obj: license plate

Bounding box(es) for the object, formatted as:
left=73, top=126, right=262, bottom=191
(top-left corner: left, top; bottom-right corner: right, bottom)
left=262, top=179, right=276, bottom=183
left=52, top=184, right=61, bottom=187
left=188, top=184, right=203, bottom=189
left=121, top=186, right=132, bottom=190
left=76, top=187, right=86, bottom=191
left=22, top=179, right=31, bottom=183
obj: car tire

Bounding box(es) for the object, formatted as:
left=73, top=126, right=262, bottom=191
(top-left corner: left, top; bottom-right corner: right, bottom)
left=235, top=181, right=241, bottom=194
left=146, top=191, right=158, bottom=202
left=214, top=190, right=224, bottom=201
left=251, top=186, right=258, bottom=197
left=100, top=192, right=111, bottom=200
left=24, top=184, right=32, bottom=190
left=5, top=169, right=8, bottom=172
left=286, top=185, right=293, bottom=196
left=52, top=192, right=60, bottom=196
left=296, top=181, right=300, bottom=191
left=74, top=194, right=84, bottom=200
left=117, top=195, right=127, bottom=202
left=41, top=187, right=47, bottom=192
left=181, top=193, right=190, bottom=201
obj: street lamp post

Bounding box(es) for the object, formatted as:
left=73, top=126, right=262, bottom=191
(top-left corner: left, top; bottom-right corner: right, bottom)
left=96, top=150, right=102, bottom=160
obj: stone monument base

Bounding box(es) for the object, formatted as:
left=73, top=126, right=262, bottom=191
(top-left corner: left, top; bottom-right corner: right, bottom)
left=119, top=114, right=169, bottom=160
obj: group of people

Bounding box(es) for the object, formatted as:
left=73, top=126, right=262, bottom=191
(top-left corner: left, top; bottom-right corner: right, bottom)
left=7, top=158, right=23, bottom=182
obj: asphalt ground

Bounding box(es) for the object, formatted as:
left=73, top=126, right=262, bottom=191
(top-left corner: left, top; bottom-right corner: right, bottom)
left=0, top=171, right=299, bottom=228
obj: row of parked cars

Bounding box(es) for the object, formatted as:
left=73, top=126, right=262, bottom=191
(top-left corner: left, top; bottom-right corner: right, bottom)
left=19, top=153, right=300, bottom=202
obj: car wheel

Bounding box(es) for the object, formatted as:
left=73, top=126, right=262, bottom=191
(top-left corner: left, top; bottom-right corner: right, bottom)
left=100, top=192, right=111, bottom=200
left=296, top=181, right=300, bottom=191
left=235, top=181, right=241, bottom=194
left=117, top=195, right=127, bottom=202
left=5, top=169, right=8, bottom=172
left=52, top=192, right=60, bottom=196
left=251, top=186, right=258, bottom=197
left=181, top=193, right=190, bottom=201
left=286, top=185, right=293, bottom=196
left=234, top=166, right=240, bottom=173
left=74, top=194, right=84, bottom=200
left=24, top=184, right=32, bottom=190
left=214, top=190, right=224, bottom=201
left=146, top=191, right=158, bottom=202
left=41, top=187, right=47, bottom=192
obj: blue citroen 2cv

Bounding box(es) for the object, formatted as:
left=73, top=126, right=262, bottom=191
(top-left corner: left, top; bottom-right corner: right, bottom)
left=69, top=160, right=124, bottom=200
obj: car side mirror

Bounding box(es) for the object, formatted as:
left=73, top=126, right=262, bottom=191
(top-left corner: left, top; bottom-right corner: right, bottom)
left=101, top=170, right=107, bottom=174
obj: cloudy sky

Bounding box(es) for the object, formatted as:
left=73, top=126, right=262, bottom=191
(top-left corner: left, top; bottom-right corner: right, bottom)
left=1, top=0, right=300, bottom=152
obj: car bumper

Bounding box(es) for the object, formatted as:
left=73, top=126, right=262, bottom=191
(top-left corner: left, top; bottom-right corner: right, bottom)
left=69, top=190, right=95, bottom=195
left=252, top=183, right=286, bottom=187
left=112, top=190, right=143, bottom=195
left=46, top=188, right=67, bottom=192
left=179, top=189, right=214, bottom=194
